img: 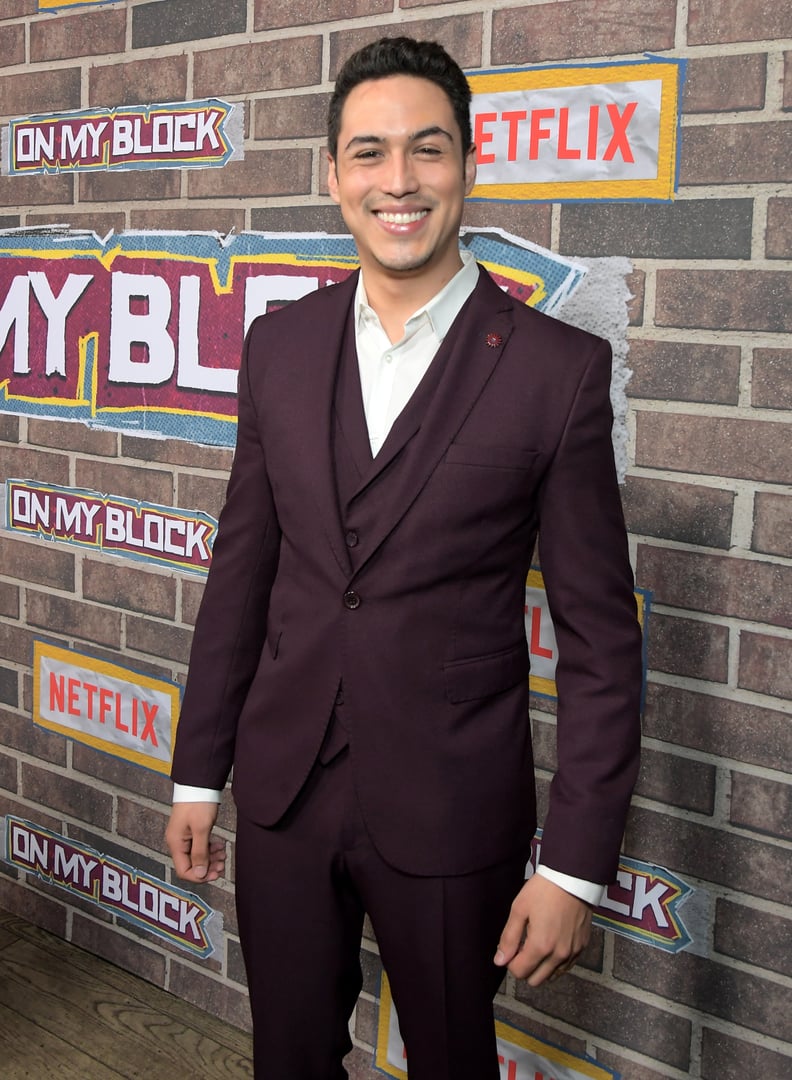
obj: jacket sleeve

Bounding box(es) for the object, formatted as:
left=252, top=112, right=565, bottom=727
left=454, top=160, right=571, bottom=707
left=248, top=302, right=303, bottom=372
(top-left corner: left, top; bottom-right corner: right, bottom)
left=170, top=319, right=282, bottom=790
left=535, top=336, right=643, bottom=885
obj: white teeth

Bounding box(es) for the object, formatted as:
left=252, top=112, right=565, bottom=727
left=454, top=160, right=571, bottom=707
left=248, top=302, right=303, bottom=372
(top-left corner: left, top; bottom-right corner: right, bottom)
left=377, top=210, right=427, bottom=224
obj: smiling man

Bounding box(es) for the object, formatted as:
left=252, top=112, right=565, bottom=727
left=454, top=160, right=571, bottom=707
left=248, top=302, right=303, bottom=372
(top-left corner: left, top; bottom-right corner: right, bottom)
left=166, top=37, right=642, bottom=1080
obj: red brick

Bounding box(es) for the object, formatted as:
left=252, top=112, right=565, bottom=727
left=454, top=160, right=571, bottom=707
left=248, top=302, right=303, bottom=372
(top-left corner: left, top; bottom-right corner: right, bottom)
left=622, top=475, right=734, bottom=549
left=253, top=92, right=331, bottom=141
left=766, top=197, right=792, bottom=258
left=702, top=1027, right=790, bottom=1080
left=255, top=0, right=391, bottom=30
left=624, top=804, right=789, bottom=905
left=0, top=878, right=67, bottom=939
left=637, top=545, right=792, bottom=629
left=753, top=492, right=792, bottom=558
left=594, top=1048, right=671, bottom=1080
left=120, top=435, right=232, bottom=473
left=70, top=912, right=167, bottom=987
left=31, top=8, right=126, bottom=62
left=0, top=661, right=17, bottom=704
left=27, top=418, right=118, bottom=458
left=647, top=611, right=729, bottom=683
left=88, top=54, right=189, bottom=108
left=752, top=347, right=792, bottom=409
left=26, top=591, right=122, bottom=649
left=116, top=796, right=170, bottom=852
left=194, top=37, right=322, bottom=98
left=464, top=203, right=552, bottom=249
left=683, top=53, right=767, bottom=113
left=21, top=762, right=114, bottom=829
left=0, top=535, right=75, bottom=591
left=74, top=459, right=173, bottom=505
left=635, top=412, right=792, bottom=484
left=0, top=749, right=17, bottom=792
left=25, top=211, right=127, bottom=234
left=635, top=745, right=716, bottom=815
left=0, top=445, right=70, bottom=486
left=79, top=169, right=181, bottom=204
left=731, top=770, right=792, bottom=842
left=0, top=581, right=20, bottom=618
left=492, top=1, right=675, bottom=64
left=168, top=960, right=253, bottom=1032
left=126, top=614, right=192, bottom=665
left=0, top=1, right=36, bottom=18
left=0, top=172, right=74, bottom=207
left=516, top=970, right=691, bottom=1071
left=0, top=23, right=24, bottom=67
left=176, top=473, right=229, bottom=521
left=0, top=620, right=39, bottom=666
left=329, top=15, right=484, bottom=77
left=0, top=66, right=80, bottom=115
left=655, top=269, right=792, bottom=332
left=614, top=936, right=792, bottom=1042
left=627, top=339, right=740, bottom=405
left=715, top=899, right=792, bottom=978
left=682, top=122, right=792, bottom=185
left=71, top=742, right=172, bottom=804
left=688, top=0, right=792, bottom=44
left=251, top=203, right=347, bottom=234
left=128, top=206, right=246, bottom=234
left=132, top=0, right=246, bottom=48
left=643, top=682, right=791, bottom=772
left=0, top=413, right=19, bottom=442
left=188, top=148, right=312, bottom=200
left=0, top=705, right=67, bottom=767
left=181, top=579, right=206, bottom=626
left=82, top=560, right=177, bottom=619
left=738, top=630, right=792, bottom=700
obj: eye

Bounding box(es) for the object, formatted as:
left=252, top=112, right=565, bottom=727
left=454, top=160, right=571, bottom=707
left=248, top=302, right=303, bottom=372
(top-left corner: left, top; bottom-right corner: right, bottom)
left=353, top=149, right=381, bottom=160
left=416, top=144, right=443, bottom=156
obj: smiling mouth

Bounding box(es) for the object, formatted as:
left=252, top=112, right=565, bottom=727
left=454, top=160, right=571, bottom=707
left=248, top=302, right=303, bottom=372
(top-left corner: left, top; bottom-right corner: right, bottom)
left=375, top=210, right=428, bottom=224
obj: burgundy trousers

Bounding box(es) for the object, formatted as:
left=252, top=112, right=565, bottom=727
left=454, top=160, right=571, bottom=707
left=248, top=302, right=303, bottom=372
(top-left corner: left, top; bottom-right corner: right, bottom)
left=234, top=747, right=527, bottom=1080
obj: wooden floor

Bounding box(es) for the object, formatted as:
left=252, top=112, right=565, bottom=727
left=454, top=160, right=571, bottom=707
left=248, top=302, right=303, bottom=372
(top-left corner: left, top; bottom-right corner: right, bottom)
left=0, top=911, right=254, bottom=1078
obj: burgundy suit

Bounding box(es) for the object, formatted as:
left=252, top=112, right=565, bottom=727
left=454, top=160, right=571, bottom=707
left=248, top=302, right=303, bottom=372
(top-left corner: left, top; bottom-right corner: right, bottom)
left=171, top=265, right=642, bottom=1077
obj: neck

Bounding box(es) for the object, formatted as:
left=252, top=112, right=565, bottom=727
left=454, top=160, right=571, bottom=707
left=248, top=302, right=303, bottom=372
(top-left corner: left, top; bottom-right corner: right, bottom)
left=362, top=257, right=463, bottom=344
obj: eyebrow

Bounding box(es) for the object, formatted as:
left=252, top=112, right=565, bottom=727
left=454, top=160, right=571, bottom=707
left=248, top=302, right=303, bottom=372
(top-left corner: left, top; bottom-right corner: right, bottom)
left=343, top=126, right=455, bottom=153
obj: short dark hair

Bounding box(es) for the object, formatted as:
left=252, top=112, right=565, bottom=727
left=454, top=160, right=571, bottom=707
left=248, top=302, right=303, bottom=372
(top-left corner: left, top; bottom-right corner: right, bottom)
left=327, top=36, right=472, bottom=160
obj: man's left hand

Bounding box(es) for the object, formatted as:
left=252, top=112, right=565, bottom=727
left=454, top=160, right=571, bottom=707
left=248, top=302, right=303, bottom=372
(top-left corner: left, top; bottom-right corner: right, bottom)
left=493, top=873, right=592, bottom=985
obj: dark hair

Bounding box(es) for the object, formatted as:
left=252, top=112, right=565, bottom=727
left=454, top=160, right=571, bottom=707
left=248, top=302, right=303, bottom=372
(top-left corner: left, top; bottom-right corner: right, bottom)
left=327, top=36, right=472, bottom=160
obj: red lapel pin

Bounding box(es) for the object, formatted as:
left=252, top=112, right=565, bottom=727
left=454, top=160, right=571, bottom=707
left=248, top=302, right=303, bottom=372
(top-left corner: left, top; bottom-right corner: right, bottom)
left=485, top=332, right=503, bottom=348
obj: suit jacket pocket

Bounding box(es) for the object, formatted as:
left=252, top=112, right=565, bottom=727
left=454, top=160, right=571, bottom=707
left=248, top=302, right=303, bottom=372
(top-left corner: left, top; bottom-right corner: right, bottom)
left=444, top=642, right=530, bottom=703
left=445, top=443, right=540, bottom=471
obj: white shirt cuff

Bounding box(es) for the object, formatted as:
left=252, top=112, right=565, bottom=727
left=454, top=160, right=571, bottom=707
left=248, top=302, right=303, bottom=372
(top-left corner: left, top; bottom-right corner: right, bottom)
left=172, top=783, right=223, bottom=804
left=535, top=864, right=605, bottom=907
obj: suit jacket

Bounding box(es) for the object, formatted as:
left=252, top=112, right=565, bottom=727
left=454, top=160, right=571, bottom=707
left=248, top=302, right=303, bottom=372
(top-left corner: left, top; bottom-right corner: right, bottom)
left=171, top=265, right=643, bottom=882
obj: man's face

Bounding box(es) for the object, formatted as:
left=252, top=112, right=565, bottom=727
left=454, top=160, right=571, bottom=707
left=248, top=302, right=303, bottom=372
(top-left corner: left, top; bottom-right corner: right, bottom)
left=327, top=74, right=476, bottom=289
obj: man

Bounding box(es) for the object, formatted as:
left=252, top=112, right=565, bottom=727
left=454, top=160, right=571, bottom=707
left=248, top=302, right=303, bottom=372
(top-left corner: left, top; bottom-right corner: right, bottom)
left=166, top=36, right=642, bottom=1080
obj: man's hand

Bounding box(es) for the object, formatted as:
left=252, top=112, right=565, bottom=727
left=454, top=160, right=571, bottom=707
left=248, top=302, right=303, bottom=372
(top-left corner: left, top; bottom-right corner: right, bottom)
left=493, top=873, right=592, bottom=984
left=165, top=802, right=225, bottom=883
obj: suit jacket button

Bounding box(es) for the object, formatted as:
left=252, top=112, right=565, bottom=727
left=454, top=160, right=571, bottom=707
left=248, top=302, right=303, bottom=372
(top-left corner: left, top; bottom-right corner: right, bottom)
left=345, top=530, right=359, bottom=548
left=343, top=590, right=361, bottom=610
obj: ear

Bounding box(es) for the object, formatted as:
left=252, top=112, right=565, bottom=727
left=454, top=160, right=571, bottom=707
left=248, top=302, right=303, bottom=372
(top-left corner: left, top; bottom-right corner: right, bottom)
left=463, top=145, right=477, bottom=196
left=327, top=154, right=340, bottom=204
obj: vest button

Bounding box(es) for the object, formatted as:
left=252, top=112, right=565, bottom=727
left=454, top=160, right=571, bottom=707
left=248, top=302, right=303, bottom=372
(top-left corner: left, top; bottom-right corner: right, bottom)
left=345, top=530, right=359, bottom=548
left=343, top=590, right=361, bottom=610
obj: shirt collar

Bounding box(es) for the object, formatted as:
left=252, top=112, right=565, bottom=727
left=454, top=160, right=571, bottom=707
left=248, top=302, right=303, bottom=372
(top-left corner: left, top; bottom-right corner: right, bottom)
left=355, top=249, right=479, bottom=342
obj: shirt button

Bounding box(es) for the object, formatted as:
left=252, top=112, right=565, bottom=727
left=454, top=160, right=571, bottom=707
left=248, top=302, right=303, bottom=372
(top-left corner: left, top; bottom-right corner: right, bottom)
left=345, top=530, right=359, bottom=548
left=385, top=354, right=393, bottom=364
left=343, top=590, right=361, bottom=610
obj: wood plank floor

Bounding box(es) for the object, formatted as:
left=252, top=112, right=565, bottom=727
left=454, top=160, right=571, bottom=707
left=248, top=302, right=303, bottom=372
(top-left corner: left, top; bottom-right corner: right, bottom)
left=0, top=911, right=253, bottom=1079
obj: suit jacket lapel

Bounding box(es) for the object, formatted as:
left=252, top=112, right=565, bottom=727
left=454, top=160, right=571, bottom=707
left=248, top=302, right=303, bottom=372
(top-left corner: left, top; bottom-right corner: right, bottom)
left=294, top=273, right=358, bottom=577
left=350, top=268, right=516, bottom=573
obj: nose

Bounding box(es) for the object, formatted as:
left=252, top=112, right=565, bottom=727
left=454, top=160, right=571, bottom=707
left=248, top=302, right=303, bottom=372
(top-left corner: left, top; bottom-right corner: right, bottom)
left=383, top=150, right=419, bottom=197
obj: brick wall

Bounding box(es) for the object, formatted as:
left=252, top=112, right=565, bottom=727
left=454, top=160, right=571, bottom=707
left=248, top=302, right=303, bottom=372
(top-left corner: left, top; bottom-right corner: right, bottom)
left=1, top=2, right=790, bottom=1077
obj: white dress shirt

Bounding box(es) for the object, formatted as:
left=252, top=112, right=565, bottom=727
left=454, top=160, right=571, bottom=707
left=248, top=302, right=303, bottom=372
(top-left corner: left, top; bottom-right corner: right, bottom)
left=173, top=250, right=604, bottom=907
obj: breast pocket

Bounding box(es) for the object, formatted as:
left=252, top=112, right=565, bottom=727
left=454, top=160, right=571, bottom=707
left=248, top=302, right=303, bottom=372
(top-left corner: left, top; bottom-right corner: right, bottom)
left=444, top=443, right=540, bottom=472
left=444, top=642, right=530, bottom=703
